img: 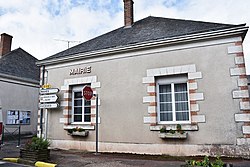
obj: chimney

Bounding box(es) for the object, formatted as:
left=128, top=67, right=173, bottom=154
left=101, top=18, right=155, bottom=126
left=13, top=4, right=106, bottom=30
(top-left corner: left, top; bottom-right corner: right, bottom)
left=0, top=33, right=13, bottom=57
left=123, top=0, right=134, bottom=28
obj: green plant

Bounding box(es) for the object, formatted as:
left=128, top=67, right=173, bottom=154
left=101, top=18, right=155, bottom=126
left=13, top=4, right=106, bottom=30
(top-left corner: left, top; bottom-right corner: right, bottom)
left=186, top=156, right=224, bottom=167
left=160, top=126, right=166, bottom=133
left=68, top=127, right=85, bottom=134
left=169, top=129, right=175, bottom=134
left=176, top=124, right=182, bottom=131
left=211, top=156, right=224, bottom=167
left=24, top=136, right=50, bottom=151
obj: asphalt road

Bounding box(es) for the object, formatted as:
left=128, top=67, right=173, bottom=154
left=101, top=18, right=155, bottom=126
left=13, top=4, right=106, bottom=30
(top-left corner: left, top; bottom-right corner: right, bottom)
left=1, top=137, right=250, bottom=167
left=0, top=161, right=30, bottom=167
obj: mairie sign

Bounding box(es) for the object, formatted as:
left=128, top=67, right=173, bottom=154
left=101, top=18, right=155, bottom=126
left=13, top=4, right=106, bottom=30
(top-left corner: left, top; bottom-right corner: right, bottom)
left=40, top=94, right=58, bottom=103
left=39, top=103, right=59, bottom=109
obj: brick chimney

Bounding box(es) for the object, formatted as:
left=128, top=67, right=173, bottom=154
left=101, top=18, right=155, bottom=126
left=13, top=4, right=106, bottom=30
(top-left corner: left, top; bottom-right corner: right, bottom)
left=123, top=0, right=134, bottom=28
left=0, top=33, right=13, bottom=57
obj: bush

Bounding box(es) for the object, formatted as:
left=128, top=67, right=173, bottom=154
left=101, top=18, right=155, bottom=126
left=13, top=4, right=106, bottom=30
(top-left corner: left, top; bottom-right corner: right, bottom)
left=24, top=136, right=50, bottom=151
left=186, top=156, right=225, bottom=167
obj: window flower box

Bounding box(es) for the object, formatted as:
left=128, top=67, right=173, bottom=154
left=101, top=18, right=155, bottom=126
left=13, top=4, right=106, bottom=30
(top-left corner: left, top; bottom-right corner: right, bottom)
left=69, top=131, right=89, bottom=137
left=159, top=131, right=188, bottom=139
left=159, top=124, right=188, bottom=139
left=67, top=127, right=89, bottom=137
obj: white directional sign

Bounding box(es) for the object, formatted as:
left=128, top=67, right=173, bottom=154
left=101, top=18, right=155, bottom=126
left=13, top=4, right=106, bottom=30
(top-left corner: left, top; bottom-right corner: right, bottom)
left=39, top=103, right=59, bottom=109
left=40, top=94, right=58, bottom=103
left=40, top=88, right=59, bottom=95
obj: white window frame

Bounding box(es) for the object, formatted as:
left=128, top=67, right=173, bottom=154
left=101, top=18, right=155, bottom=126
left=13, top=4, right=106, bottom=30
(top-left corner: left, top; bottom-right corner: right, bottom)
left=156, top=75, right=191, bottom=124
left=71, top=85, right=91, bottom=125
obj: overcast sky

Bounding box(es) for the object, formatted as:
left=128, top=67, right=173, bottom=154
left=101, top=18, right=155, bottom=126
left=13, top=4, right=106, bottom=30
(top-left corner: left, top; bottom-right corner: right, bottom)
left=0, top=0, right=250, bottom=73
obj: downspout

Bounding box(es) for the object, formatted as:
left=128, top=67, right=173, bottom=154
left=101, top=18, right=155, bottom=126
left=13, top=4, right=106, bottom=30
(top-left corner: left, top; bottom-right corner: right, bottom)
left=40, top=65, right=45, bottom=138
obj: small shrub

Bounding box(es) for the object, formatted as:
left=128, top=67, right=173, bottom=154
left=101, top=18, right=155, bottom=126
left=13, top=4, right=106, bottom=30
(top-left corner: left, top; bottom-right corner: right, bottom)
left=24, top=136, right=50, bottom=151
left=160, top=126, right=166, bottom=133
left=169, top=129, right=175, bottom=134
left=186, top=156, right=224, bottom=167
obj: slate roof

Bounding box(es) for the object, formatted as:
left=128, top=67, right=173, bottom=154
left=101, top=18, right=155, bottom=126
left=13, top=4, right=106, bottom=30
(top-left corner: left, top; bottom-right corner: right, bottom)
left=0, top=48, right=39, bottom=82
left=42, top=16, right=243, bottom=61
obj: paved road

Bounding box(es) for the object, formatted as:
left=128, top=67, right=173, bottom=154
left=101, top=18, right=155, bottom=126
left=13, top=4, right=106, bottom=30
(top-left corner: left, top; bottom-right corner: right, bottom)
left=1, top=137, right=250, bottom=167
left=0, top=161, right=30, bottom=167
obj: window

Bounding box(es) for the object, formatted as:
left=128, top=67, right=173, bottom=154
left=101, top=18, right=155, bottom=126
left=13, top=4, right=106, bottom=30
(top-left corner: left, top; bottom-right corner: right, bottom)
left=72, top=85, right=91, bottom=123
left=157, top=75, right=190, bottom=124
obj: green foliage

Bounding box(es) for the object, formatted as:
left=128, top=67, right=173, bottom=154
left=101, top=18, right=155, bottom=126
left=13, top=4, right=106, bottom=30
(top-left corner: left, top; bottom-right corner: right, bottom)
left=68, top=127, right=85, bottom=134
left=160, top=124, right=186, bottom=134
left=169, top=129, right=175, bottom=134
left=67, top=129, right=73, bottom=133
left=160, top=126, right=166, bottom=133
left=25, top=136, right=50, bottom=151
left=186, top=156, right=224, bottom=167
left=211, top=156, right=224, bottom=167
left=176, top=124, right=182, bottom=131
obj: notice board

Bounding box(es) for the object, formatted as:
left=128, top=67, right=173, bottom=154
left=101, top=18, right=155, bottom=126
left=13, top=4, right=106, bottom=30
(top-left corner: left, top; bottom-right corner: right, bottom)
left=7, top=110, right=31, bottom=125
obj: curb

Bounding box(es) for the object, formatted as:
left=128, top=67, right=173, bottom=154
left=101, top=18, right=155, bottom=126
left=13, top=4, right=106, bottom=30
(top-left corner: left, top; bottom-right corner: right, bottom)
left=35, top=161, right=57, bottom=167
left=3, top=158, right=57, bottom=167
left=2, top=158, right=19, bottom=163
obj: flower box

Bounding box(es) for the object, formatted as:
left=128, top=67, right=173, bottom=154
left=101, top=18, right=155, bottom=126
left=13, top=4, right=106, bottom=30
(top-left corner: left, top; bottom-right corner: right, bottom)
left=159, top=132, right=188, bottom=139
left=68, top=130, right=89, bottom=137
left=20, top=148, right=50, bottom=162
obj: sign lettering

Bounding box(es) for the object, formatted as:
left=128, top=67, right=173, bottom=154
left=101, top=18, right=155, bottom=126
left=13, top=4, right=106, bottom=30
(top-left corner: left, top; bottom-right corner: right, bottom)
left=39, top=103, right=59, bottom=109
left=70, top=66, right=91, bottom=75
left=82, top=86, right=93, bottom=100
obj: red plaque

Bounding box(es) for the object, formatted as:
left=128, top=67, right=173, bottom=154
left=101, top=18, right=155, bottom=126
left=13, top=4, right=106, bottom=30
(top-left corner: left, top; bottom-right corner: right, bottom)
left=82, top=86, right=93, bottom=100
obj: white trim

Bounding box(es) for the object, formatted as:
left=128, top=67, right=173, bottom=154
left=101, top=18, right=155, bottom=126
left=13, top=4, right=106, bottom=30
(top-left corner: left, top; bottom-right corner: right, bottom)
left=147, top=64, right=196, bottom=77
left=235, top=57, right=245, bottom=65
left=228, top=45, right=243, bottom=54
left=230, top=67, right=246, bottom=76
left=235, top=113, right=250, bottom=122
left=142, top=77, right=155, bottom=84
left=188, top=72, right=202, bottom=80
left=191, top=115, right=206, bottom=123
left=239, top=102, right=250, bottom=110
left=190, top=93, right=204, bottom=101
left=242, top=126, right=250, bottom=134
left=237, top=78, right=248, bottom=87
left=143, top=96, right=156, bottom=103
left=232, top=90, right=249, bottom=99
left=150, top=124, right=198, bottom=131
left=237, top=138, right=250, bottom=145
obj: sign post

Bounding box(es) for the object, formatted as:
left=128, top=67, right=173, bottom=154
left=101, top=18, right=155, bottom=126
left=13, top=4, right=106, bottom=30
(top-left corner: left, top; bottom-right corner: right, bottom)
left=82, top=86, right=99, bottom=155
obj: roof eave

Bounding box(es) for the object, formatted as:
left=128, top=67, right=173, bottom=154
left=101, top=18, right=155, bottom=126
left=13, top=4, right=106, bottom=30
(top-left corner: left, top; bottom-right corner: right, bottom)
left=36, top=25, right=248, bottom=66
left=0, top=72, right=40, bottom=87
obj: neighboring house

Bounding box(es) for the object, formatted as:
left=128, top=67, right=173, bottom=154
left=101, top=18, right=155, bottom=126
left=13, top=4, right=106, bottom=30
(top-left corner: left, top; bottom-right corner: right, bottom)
left=36, top=0, right=250, bottom=158
left=0, top=33, right=39, bottom=135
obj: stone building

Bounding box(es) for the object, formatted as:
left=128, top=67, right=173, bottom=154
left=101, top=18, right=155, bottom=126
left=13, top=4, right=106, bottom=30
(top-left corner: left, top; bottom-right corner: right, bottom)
left=36, top=0, right=250, bottom=158
left=0, top=33, right=39, bottom=135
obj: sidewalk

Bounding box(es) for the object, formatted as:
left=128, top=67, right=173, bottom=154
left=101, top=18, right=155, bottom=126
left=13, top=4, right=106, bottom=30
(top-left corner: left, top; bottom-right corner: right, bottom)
left=1, top=138, right=250, bottom=167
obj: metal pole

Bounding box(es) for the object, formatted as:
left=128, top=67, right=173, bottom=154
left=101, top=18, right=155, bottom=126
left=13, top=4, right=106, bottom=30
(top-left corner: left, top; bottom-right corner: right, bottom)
left=95, top=94, right=99, bottom=154
left=40, top=65, right=45, bottom=138
left=2, top=125, right=4, bottom=145
left=17, top=123, right=20, bottom=147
